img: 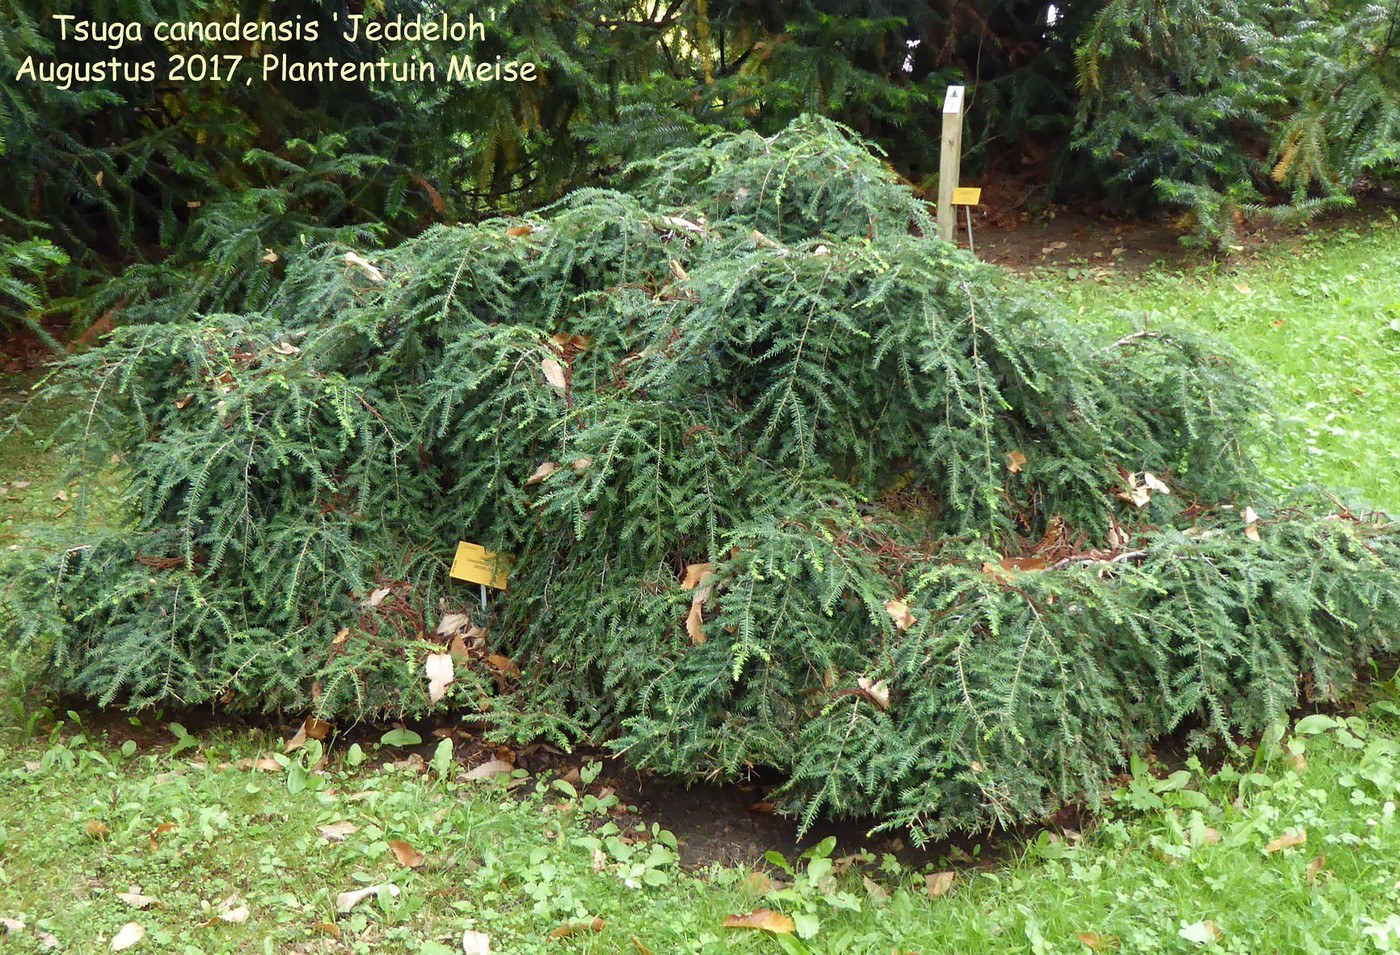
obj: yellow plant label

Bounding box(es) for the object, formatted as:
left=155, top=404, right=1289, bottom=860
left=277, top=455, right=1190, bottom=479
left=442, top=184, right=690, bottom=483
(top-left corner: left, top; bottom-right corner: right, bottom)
left=450, top=542, right=513, bottom=590
left=952, top=187, right=982, bottom=206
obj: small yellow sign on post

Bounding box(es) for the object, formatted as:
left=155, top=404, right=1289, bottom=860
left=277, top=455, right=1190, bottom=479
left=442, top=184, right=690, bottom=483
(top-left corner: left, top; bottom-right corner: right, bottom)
left=952, top=187, right=982, bottom=206
left=449, top=542, right=513, bottom=590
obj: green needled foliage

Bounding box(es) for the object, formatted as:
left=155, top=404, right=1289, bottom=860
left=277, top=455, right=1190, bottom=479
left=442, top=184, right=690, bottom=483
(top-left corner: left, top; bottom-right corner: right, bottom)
left=12, top=117, right=1400, bottom=840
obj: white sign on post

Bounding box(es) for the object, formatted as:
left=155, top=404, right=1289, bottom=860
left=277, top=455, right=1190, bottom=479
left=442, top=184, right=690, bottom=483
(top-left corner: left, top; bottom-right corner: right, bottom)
left=937, top=85, right=965, bottom=244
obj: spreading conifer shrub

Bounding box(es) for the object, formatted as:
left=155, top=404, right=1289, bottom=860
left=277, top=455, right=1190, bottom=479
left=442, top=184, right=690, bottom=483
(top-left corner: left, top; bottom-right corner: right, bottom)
left=12, top=118, right=1400, bottom=840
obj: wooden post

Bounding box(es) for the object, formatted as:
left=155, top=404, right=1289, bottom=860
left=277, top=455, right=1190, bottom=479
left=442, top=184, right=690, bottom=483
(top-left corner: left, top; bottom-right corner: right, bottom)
left=937, top=85, right=965, bottom=243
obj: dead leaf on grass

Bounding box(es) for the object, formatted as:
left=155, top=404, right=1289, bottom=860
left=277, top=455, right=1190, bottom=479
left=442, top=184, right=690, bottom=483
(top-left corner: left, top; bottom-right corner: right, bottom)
left=117, top=890, right=156, bottom=909
left=463, top=759, right=513, bottom=781
left=722, top=910, right=796, bottom=934
left=335, top=884, right=399, bottom=913
left=1076, top=932, right=1117, bottom=950
left=1306, top=854, right=1326, bottom=883
left=744, top=871, right=776, bottom=895
left=925, top=871, right=956, bottom=898
left=862, top=875, right=890, bottom=902
left=461, top=929, right=492, bottom=953
left=388, top=839, right=424, bottom=868
left=284, top=716, right=333, bottom=753
left=112, top=922, right=145, bottom=951
left=84, top=820, right=110, bottom=839
left=548, top=919, right=605, bottom=939
left=1264, top=828, right=1306, bottom=853
left=310, top=922, right=342, bottom=938
left=318, top=821, right=357, bottom=842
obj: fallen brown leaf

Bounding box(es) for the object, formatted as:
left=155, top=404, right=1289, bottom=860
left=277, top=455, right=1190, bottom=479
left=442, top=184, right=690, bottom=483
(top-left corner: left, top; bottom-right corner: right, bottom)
left=744, top=871, right=777, bottom=895
left=284, top=716, right=333, bottom=753
left=1265, top=828, right=1306, bottom=853
left=117, top=890, right=156, bottom=909
left=84, top=820, right=110, bottom=839
left=548, top=918, right=605, bottom=939
left=925, top=871, right=956, bottom=898
left=722, top=910, right=796, bottom=934
left=145, top=822, right=176, bottom=853
left=1005, top=450, right=1027, bottom=473
left=461, top=928, right=493, bottom=953
left=1306, top=854, right=1326, bottom=883
left=310, top=922, right=342, bottom=938
left=463, top=759, right=513, bottom=782
left=112, top=922, right=145, bottom=951
left=335, top=884, right=399, bottom=913
left=318, top=821, right=357, bottom=842
left=388, top=839, right=424, bottom=867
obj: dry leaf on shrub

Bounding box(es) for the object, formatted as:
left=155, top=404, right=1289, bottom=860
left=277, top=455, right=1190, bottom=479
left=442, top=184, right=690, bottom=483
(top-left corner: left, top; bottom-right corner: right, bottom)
left=683, top=563, right=716, bottom=645
left=857, top=677, right=891, bottom=711
left=436, top=613, right=470, bottom=636
left=1243, top=505, right=1261, bottom=542
left=541, top=358, right=567, bottom=391
left=525, top=461, right=560, bottom=486
left=425, top=653, right=454, bottom=703
left=1005, top=450, right=1027, bottom=473
left=344, top=251, right=384, bottom=283
left=884, top=598, right=916, bottom=632
left=722, top=910, right=796, bottom=934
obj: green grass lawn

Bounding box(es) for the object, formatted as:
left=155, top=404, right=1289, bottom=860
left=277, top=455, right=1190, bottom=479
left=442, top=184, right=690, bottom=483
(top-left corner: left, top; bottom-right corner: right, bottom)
left=4, top=222, right=1400, bottom=952
left=1037, top=216, right=1400, bottom=513
left=4, top=702, right=1400, bottom=953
